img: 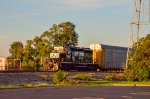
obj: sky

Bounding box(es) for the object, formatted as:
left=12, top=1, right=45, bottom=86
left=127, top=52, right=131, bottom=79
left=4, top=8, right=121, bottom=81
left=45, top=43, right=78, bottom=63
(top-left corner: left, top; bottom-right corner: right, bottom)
left=0, top=0, right=131, bottom=57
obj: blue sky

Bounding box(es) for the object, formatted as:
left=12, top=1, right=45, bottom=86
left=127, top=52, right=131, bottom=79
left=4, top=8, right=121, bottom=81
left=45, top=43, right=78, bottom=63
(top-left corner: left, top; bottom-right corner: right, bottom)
left=0, top=0, right=131, bottom=57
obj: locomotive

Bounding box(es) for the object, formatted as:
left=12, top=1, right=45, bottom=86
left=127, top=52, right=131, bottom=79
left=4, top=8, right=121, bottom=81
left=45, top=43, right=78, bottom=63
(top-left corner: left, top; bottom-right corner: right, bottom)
left=49, top=44, right=128, bottom=71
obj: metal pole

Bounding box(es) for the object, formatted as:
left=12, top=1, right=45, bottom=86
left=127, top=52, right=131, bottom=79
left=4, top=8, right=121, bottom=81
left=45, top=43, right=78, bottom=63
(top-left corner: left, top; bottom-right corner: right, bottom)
left=126, top=0, right=150, bottom=68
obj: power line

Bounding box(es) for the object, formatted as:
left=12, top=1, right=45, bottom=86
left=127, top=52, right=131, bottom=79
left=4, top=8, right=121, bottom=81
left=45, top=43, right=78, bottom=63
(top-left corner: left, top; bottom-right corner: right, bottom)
left=126, top=0, right=150, bottom=68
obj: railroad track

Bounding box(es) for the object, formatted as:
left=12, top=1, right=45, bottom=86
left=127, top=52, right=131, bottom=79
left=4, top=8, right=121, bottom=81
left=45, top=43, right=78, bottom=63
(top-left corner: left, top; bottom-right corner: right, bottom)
left=0, top=69, right=124, bottom=73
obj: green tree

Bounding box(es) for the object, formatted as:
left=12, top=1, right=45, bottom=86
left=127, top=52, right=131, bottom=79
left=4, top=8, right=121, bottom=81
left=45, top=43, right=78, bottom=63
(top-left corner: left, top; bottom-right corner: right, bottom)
left=9, top=41, right=24, bottom=59
left=50, top=22, right=78, bottom=47
left=126, top=34, right=150, bottom=81
left=7, top=41, right=24, bottom=69
left=39, top=31, right=53, bottom=56
left=32, top=33, right=53, bottom=70
left=22, top=40, right=35, bottom=68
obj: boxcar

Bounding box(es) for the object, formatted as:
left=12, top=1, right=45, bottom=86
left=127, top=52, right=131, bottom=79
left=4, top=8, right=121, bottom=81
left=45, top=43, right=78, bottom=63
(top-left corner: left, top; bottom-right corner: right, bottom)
left=90, top=44, right=127, bottom=70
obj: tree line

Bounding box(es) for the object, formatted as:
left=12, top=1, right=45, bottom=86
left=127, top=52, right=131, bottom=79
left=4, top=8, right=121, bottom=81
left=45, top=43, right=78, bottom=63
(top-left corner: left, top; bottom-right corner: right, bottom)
left=7, top=22, right=78, bottom=70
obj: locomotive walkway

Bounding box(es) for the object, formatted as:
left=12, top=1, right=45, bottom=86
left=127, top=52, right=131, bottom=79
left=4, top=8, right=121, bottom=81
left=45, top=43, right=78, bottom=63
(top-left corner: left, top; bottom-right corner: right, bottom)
left=0, top=86, right=150, bottom=99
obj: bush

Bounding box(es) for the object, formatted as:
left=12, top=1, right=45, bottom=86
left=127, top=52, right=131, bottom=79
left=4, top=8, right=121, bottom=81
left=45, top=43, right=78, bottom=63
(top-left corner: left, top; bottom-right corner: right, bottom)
left=125, top=68, right=150, bottom=82
left=104, top=75, right=112, bottom=81
left=52, top=70, right=68, bottom=84
left=112, top=73, right=126, bottom=81
left=72, top=74, right=92, bottom=81
left=124, top=69, right=134, bottom=81
left=125, top=34, right=150, bottom=81
left=137, top=69, right=149, bottom=82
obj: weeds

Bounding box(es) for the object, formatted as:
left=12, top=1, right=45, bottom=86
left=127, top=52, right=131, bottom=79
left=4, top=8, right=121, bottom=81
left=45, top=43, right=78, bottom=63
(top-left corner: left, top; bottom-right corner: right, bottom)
left=52, top=70, right=69, bottom=85
left=72, top=74, right=92, bottom=81
left=104, top=75, right=112, bottom=81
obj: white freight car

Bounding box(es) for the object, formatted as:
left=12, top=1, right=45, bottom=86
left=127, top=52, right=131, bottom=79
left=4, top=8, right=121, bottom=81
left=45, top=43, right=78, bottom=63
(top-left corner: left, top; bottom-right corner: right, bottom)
left=0, top=58, right=6, bottom=70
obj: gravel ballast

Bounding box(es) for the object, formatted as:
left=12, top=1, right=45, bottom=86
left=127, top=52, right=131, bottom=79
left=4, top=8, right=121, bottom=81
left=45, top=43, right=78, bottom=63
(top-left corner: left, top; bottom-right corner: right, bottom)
left=0, top=72, right=53, bottom=86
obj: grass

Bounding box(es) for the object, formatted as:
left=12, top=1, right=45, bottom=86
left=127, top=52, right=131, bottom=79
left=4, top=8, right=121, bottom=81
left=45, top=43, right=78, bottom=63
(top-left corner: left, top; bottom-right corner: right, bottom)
left=34, top=83, right=50, bottom=87
left=21, top=83, right=51, bottom=88
left=0, top=80, right=150, bottom=89
left=71, top=74, right=92, bottom=81
left=80, top=80, right=150, bottom=86
left=0, top=85, right=19, bottom=89
left=0, top=83, right=51, bottom=89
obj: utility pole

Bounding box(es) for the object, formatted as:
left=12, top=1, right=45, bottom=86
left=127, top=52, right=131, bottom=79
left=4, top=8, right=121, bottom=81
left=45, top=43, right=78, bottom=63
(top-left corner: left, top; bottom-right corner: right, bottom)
left=126, top=0, right=150, bottom=68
